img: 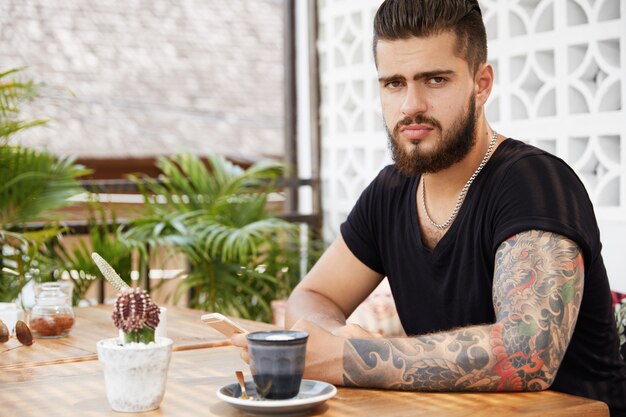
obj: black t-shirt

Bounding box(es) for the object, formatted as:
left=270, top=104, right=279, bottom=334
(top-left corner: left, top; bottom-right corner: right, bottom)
left=341, top=139, right=626, bottom=415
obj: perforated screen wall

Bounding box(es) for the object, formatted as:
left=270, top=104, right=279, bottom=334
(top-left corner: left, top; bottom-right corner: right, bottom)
left=317, top=0, right=626, bottom=290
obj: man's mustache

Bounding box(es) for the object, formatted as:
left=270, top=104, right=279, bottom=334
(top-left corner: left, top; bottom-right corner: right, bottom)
left=393, top=115, right=442, bottom=137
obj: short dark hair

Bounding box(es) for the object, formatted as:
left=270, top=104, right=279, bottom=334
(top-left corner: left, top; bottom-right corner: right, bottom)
left=373, top=0, right=487, bottom=74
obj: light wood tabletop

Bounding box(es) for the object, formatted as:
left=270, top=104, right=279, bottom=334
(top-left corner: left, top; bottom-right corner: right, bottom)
left=0, top=305, right=275, bottom=370
left=1, top=345, right=609, bottom=417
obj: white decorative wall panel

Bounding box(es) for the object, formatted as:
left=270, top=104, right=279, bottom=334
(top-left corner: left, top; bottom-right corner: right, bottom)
left=318, top=0, right=392, bottom=239
left=481, top=0, right=626, bottom=290
left=318, top=0, right=625, bottom=289
left=483, top=0, right=625, bottom=221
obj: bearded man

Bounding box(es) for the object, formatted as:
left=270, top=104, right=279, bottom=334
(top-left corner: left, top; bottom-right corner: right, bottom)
left=233, top=1, right=626, bottom=415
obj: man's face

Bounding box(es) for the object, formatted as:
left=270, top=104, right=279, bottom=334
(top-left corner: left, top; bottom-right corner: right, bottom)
left=376, top=32, right=479, bottom=176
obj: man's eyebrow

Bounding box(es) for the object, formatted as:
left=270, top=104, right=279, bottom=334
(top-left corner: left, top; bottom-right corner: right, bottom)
left=378, top=74, right=404, bottom=83
left=378, top=70, right=455, bottom=83
left=413, top=70, right=455, bottom=80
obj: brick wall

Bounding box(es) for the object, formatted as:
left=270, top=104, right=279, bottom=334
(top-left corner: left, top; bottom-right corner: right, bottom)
left=0, top=0, right=285, bottom=161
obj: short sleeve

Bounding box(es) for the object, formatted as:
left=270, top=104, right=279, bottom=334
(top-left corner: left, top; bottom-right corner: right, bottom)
left=491, top=154, right=599, bottom=265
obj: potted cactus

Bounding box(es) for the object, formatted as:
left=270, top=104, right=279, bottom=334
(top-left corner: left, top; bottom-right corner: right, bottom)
left=96, top=287, right=173, bottom=413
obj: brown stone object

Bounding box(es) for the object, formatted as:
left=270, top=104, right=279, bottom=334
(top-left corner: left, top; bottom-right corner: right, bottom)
left=15, top=321, right=34, bottom=346
left=0, top=320, right=9, bottom=343
left=29, top=315, right=74, bottom=338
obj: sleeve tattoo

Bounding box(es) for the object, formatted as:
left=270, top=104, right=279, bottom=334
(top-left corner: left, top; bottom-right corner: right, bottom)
left=342, top=230, right=584, bottom=391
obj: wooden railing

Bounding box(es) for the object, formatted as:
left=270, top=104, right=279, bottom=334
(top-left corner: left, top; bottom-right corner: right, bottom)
left=17, top=177, right=322, bottom=304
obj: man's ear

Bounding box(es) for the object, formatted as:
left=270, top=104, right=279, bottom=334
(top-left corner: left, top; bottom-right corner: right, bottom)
left=474, top=63, right=494, bottom=107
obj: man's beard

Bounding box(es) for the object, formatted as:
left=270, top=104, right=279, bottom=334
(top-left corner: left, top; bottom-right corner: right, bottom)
left=387, top=95, right=477, bottom=176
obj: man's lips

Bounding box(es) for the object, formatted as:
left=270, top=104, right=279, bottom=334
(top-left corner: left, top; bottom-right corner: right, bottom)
left=399, top=124, right=434, bottom=140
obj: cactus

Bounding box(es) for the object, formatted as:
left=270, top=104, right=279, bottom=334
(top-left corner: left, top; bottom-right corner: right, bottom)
left=92, top=252, right=131, bottom=292
left=112, top=288, right=160, bottom=344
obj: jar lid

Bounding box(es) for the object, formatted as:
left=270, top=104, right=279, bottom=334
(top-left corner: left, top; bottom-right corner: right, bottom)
left=36, top=283, right=67, bottom=306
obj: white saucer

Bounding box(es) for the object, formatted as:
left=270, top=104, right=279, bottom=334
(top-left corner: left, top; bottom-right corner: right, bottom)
left=217, top=379, right=337, bottom=416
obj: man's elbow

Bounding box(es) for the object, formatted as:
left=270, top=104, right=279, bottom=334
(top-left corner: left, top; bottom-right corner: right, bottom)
left=488, top=336, right=561, bottom=392
left=514, top=351, right=560, bottom=392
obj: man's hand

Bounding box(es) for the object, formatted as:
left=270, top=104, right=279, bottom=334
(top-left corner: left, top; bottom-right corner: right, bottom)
left=291, top=319, right=345, bottom=385
left=230, top=333, right=250, bottom=363
left=230, top=320, right=349, bottom=386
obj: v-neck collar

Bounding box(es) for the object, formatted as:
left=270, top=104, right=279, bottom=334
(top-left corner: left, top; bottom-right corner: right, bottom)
left=410, top=176, right=458, bottom=261
left=408, top=138, right=510, bottom=262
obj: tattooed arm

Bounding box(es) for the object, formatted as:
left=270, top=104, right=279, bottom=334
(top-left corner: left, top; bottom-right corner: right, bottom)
left=298, top=230, right=584, bottom=391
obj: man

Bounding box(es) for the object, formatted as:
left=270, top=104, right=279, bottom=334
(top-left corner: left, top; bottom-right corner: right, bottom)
left=233, top=0, right=626, bottom=414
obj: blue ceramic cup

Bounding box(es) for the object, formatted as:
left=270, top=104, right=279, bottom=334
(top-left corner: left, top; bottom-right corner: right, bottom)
left=246, top=330, right=309, bottom=399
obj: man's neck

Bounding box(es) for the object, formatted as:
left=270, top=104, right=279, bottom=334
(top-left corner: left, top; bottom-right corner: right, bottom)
left=422, top=122, right=500, bottom=200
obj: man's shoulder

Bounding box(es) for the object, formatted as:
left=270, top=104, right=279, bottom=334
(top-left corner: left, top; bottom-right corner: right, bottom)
left=494, top=139, right=577, bottom=178
left=355, top=164, right=416, bottom=208
left=497, top=138, right=557, bottom=163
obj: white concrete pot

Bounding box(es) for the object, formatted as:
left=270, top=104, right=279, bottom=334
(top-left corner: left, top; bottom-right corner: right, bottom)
left=97, top=337, right=173, bottom=413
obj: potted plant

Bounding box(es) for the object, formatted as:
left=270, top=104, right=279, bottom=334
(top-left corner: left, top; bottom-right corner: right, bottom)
left=0, top=67, right=89, bottom=305
left=41, top=203, right=134, bottom=306
left=122, top=153, right=299, bottom=322
left=96, top=287, right=173, bottom=413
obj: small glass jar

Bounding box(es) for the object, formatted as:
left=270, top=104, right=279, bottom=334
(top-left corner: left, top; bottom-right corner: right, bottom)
left=28, top=283, right=75, bottom=338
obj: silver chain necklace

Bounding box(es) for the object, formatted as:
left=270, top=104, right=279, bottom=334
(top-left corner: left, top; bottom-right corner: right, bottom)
left=421, top=130, right=498, bottom=231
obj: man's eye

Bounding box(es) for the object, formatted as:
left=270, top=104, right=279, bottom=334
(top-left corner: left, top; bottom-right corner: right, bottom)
left=428, top=77, right=446, bottom=85
left=386, top=81, right=403, bottom=89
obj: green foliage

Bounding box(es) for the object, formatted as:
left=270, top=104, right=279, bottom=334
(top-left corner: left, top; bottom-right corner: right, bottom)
left=123, top=153, right=305, bottom=322
left=0, top=67, right=89, bottom=302
left=41, top=203, right=133, bottom=305
left=259, top=231, right=327, bottom=301
left=0, top=68, right=47, bottom=141
left=0, top=146, right=89, bottom=226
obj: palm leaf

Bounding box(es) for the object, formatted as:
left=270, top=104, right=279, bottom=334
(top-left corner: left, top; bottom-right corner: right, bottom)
left=42, top=204, right=134, bottom=305
left=193, top=218, right=296, bottom=264
left=0, top=67, right=90, bottom=302
left=0, top=145, right=90, bottom=226
left=0, top=67, right=47, bottom=140
left=124, top=152, right=296, bottom=321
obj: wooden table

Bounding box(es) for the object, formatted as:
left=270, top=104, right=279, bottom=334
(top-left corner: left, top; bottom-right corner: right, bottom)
left=2, top=345, right=609, bottom=417
left=0, top=305, right=274, bottom=369
left=0, top=307, right=610, bottom=416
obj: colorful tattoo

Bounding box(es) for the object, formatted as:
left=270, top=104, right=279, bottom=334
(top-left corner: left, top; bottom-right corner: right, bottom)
left=342, top=230, right=584, bottom=391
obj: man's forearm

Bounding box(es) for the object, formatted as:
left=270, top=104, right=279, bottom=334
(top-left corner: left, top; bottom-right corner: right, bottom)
left=342, top=321, right=549, bottom=391
left=285, top=289, right=348, bottom=330
left=342, top=231, right=584, bottom=392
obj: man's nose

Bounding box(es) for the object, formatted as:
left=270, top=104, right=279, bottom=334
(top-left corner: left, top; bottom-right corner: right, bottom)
left=400, top=86, right=428, bottom=118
